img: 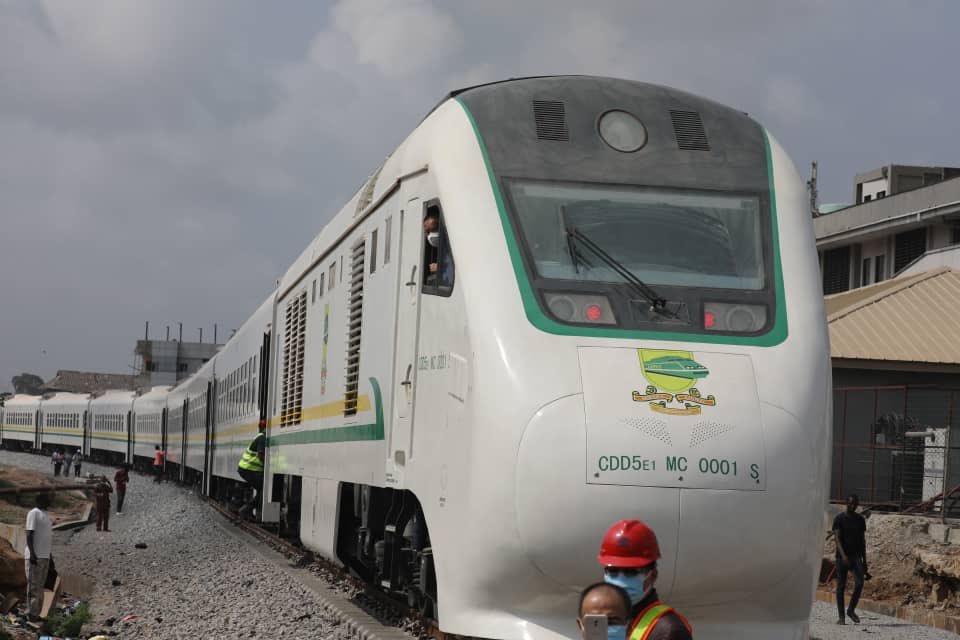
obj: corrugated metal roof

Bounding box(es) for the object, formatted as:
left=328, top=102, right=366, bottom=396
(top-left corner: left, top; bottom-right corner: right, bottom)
left=826, top=267, right=960, bottom=364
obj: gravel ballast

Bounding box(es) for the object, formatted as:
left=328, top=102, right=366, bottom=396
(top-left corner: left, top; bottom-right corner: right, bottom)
left=809, top=599, right=960, bottom=639
left=0, top=450, right=361, bottom=639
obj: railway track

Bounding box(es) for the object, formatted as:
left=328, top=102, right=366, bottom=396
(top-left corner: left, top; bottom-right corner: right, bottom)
left=205, top=499, right=450, bottom=640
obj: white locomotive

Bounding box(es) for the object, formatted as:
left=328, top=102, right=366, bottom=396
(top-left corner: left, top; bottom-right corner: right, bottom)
left=1, top=76, right=830, bottom=639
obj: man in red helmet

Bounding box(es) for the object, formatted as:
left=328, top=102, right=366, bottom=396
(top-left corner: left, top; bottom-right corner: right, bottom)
left=598, top=519, right=692, bottom=640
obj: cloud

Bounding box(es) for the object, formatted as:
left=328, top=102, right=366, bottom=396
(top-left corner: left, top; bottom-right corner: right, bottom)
left=330, top=0, right=462, bottom=77
left=765, top=75, right=823, bottom=124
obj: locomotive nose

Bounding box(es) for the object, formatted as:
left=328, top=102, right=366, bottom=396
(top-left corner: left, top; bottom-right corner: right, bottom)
left=515, top=346, right=768, bottom=591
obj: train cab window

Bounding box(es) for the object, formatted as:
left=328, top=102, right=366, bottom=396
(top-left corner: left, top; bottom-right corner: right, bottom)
left=422, top=203, right=455, bottom=296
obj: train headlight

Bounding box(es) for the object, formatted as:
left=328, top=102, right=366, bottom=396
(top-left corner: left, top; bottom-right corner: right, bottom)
left=598, top=110, right=647, bottom=153
left=544, top=293, right=617, bottom=325
left=703, top=302, right=767, bottom=332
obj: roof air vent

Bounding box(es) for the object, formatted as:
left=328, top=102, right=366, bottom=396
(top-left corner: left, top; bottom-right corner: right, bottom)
left=669, top=110, right=710, bottom=151
left=532, top=100, right=569, bottom=141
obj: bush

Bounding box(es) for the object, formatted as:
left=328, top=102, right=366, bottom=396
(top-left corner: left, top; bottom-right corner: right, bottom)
left=43, top=601, right=91, bottom=636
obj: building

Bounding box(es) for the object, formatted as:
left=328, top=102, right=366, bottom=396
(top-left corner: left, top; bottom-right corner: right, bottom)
left=815, top=166, right=960, bottom=295
left=853, top=164, right=960, bottom=204
left=42, top=370, right=146, bottom=394
left=825, top=267, right=960, bottom=508
left=135, top=339, right=220, bottom=386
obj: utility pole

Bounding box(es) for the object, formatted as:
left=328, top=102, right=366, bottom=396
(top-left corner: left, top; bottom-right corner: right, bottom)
left=807, top=161, right=819, bottom=216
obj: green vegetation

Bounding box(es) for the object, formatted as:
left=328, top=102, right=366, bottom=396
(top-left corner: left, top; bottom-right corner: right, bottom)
left=43, top=601, right=91, bottom=637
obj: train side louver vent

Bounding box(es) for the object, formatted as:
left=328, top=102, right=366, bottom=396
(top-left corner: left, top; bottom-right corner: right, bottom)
left=532, top=100, right=569, bottom=141
left=344, top=241, right=365, bottom=416
left=669, top=110, right=710, bottom=151
left=280, top=291, right=307, bottom=426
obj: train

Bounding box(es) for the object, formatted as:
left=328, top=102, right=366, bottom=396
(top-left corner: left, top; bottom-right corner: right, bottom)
left=0, top=76, right=830, bottom=639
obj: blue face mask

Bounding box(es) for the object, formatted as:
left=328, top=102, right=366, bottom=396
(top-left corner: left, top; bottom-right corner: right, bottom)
left=605, top=571, right=650, bottom=605
left=607, top=624, right=626, bottom=640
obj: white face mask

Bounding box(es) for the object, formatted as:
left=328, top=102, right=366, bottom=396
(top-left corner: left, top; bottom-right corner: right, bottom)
left=426, top=231, right=440, bottom=247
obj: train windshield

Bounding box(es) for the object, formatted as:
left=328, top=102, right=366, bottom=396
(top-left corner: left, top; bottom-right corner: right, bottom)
left=507, top=181, right=765, bottom=290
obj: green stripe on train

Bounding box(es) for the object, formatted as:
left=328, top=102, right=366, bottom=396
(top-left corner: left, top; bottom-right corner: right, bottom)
left=268, top=377, right=384, bottom=446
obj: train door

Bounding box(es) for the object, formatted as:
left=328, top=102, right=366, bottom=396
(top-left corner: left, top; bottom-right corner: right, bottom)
left=83, top=410, right=91, bottom=456
left=126, top=411, right=134, bottom=463
left=203, top=380, right=215, bottom=496
left=34, top=409, right=42, bottom=451
left=387, top=185, right=425, bottom=485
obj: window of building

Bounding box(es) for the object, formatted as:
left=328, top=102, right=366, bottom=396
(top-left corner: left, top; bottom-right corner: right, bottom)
left=312, top=279, right=317, bottom=304
left=329, top=263, right=336, bottom=291
left=876, top=191, right=886, bottom=199
left=421, top=203, right=455, bottom=297
left=863, top=194, right=872, bottom=202
left=319, top=272, right=325, bottom=297
left=951, top=226, right=960, bottom=245
left=893, top=228, right=927, bottom=273
left=822, top=246, right=850, bottom=295
left=370, top=228, right=378, bottom=275
left=874, top=255, right=886, bottom=283
left=384, top=216, right=392, bottom=264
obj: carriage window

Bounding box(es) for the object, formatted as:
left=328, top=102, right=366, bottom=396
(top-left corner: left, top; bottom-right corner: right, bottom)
left=421, top=203, right=455, bottom=297
left=370, top=228, right=378, bottom=275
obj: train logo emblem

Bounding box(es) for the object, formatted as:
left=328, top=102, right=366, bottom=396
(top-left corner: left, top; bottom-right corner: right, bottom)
left=632, top=349, right=716, bottom=416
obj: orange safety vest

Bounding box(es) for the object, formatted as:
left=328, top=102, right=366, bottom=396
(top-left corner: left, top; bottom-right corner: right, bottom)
left=628, top=601, right=692, bottom=640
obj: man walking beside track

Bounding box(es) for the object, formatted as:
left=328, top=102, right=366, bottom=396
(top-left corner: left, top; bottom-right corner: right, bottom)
left=114, top=464, right=130, bottom=514
left=64, top=450, right=73, bottom=478
left=24, top=493, right=53, bottom=621
left=598, top=520, right=692, bottom=640
left=834, top=494, right=867, bottom=625
left=95, top=479, right=113, bottom=532
left=153, top=445, right=165, bottom=483
left=237, top=420, right=266, bottom=520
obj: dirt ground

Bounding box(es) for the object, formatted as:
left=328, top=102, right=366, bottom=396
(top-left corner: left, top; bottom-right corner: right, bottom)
left=822, top=512, right=960, bottom=612
left=0, top=464, right=92, bottom=526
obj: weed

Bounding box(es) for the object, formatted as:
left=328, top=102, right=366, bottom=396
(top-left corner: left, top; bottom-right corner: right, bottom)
left=43, top=601, right=91, bottom=637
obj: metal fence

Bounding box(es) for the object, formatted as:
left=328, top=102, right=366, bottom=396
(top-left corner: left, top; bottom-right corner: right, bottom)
left=833, top=386, right=960, bottom=515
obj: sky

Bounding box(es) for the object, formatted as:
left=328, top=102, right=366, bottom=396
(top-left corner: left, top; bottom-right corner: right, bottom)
left=1, top=0, right=958, bottom=391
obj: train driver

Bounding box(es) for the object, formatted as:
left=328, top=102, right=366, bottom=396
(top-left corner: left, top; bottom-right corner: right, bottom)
left=598, top=519, right=693, bottom=640
left=423, top=208, right=454, bottom=288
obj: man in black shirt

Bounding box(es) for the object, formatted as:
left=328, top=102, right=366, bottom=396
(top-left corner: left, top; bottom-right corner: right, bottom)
left=833, top=494, right=867, bottom=625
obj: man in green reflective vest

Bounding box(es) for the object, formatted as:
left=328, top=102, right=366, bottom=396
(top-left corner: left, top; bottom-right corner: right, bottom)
left=598, top=520, right=692, bottom=640
left=237, top=420, right=266, bottom=520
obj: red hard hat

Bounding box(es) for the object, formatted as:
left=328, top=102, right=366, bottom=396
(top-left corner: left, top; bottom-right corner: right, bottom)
left=598, top=519, right=661, bottom=568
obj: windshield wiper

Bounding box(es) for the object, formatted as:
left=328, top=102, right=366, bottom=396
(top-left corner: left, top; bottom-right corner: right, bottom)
left=565, top=225, right=675, bottom=317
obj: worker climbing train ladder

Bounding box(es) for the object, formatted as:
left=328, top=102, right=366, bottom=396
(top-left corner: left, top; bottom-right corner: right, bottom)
left=237, top=419, right=266, bottom=519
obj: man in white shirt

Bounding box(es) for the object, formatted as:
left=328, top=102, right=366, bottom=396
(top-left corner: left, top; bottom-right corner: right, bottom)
left=24, top=493, right=53, bottom=620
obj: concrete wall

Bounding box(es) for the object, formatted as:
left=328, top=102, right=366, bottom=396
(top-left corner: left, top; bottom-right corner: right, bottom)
left=861, top=177, right=889, bottom=201
left=901, top=245, right=960, bottom=276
